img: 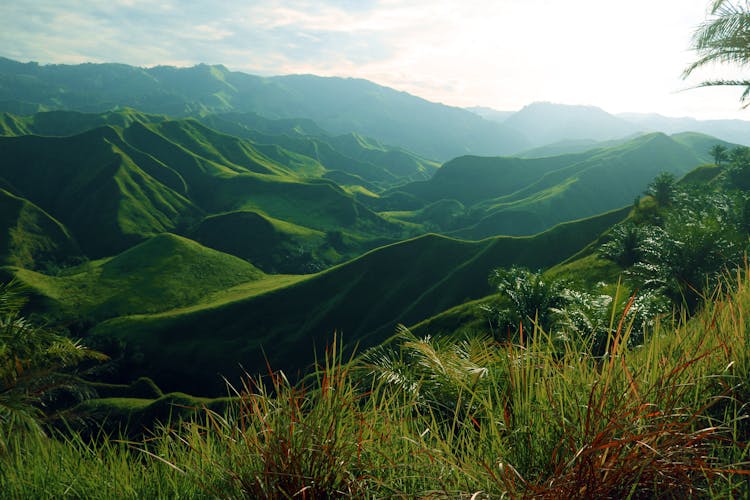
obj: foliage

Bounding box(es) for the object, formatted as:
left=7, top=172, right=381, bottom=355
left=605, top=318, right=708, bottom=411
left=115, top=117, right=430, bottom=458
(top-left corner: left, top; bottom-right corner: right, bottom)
left=646, top=171, right=676, bottom=207
left=488, top=266, right=570, bottom=340
left=685, top=0, right=750, bottom=104
left=726, top=145, right=750, bottom=190
left=7, top=271, right=750, bottom=496
left=599, top=222, right=645, bottom=267
left=0, top=280, right=106, bottom=449
left=711, top=143, right=730, bottom=165
left=629, top=189, right=746, bottom=309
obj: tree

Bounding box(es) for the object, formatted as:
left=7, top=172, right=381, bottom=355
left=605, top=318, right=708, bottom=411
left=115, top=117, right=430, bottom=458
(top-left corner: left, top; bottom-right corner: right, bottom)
left=646, top=172, right=676, bottom=207
left=628, top=192, right=745, bottom=310
left=684, top=0, right=750, bottom=105
left=599, top=223, right=644, bottom=267
left=488, top=267, right=569, bottom=339
left=0, top=280, right=106, bottom=448
left=710, top=144, right=729, bottom=165
left=727, top=146, right=750, bottom=189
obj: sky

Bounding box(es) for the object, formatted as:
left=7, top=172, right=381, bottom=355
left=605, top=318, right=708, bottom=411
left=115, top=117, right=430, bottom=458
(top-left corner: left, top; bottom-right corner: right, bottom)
left=2, top=0, right=749, bottom=120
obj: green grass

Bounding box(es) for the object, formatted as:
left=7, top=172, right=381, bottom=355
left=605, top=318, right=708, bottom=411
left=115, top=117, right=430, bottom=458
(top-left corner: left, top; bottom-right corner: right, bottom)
left=8, top=233, right=264, bottom=321
left=85, top=207, right=628, bottom=394
left=3, top=273, right=749, bottom=497
left=393, top=132, right=709, bottom=239
left=0, top=188, right=80, bottom=270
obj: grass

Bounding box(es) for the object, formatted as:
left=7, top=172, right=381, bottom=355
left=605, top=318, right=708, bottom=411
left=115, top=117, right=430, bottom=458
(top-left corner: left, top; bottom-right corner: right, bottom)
left=394, top=133, right=706, bottom=239
left=3, top=271, right=749, bottom=497
left=82, top=206, right=628, bottom=395
left=0, top=188, right=80, bottom=270
left=8, top=233, right=264, bottom=321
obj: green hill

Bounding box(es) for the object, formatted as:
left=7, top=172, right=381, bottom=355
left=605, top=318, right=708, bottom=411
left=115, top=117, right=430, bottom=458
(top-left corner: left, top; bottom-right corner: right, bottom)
left=1, top=109, right=439, bottom=192
left=391, top=133, right=714, bottom=238
left=85, top=207, right=629, bottom=394
left=0, top=117, right=415, bottom=266
left=200, top=113, right=439, bottom=189
left=0, top=127, right=199, bottom=257
left=189, top=210, right=335, bottom=274
left=0, top=188, right=80, bottom=270
left=9, top=233, right=265, bottom=321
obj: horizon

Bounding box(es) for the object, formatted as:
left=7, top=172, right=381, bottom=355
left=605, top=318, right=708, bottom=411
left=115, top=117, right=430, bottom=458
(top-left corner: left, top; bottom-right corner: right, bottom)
left=6, top=54, right=750, bottom=124
left=2, top=1, right=750, bottom=121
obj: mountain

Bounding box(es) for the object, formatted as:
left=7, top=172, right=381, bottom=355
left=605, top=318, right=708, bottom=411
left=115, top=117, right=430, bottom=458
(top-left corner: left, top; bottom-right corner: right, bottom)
left=388, top=132, right=720, bottom=238
left=0, top=109, right=439, bottom=191
left=617, top=112, right=750, bottom=147
left=0, top=114, right=416, bottom=267
left=0, top=188, right=80, bottom=270
left=503, top=102, right=642, bottom=148
left=72, top=207, right=629, bottom=394
left=466, top=106, right=515, bottom=123
left=0, top=126, right=200, bottom=257
left=198, top=112, right=440, bottom=188
left=0, top=57, right=529, bottom=160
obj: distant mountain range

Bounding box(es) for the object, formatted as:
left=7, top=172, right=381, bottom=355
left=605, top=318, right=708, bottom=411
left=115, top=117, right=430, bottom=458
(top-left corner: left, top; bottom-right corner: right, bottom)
left=0, top=57, right=527, bottom=160
left=470, top=101, right=750, bottom=152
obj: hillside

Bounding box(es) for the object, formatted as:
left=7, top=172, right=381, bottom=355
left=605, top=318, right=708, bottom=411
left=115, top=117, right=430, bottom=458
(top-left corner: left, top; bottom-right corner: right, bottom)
left=80, top=207, right=629, bottom=394
left=502, top=102, right=642, bottom=148
left=8, top=233, right=265, bottom=322
left=389, top=132, right=719, bottom=238
left=0, top=57, right=529, bottom=160
left=0, top=117, right=414, bottom=265
left=0, top=188, right=80, bottom=270
left=0, top=126, right=199, bottom=257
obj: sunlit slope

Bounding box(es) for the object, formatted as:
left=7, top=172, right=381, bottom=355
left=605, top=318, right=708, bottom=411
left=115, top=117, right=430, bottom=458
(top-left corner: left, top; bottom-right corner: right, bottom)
left=0, top=127, right=199, bottom=257
left=0, top=119, right=412, bottom=263
left=88, top=207, right=629, bottom=394
left=392, top=133, right=712, bottom=238
left=8, top=233, right=265, bottom=321
left=200, top=113, right=440, bottom=187
left=1, top=109, right=439, bottom=192
left=457, top=133, right=703, bottom=238
left=0, top=188, right=80, bottom=269
left=189, top=210, right=335, bottom=274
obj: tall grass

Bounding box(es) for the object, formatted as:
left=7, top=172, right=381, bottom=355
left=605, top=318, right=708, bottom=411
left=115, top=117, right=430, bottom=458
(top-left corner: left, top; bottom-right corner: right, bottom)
left=2, top=274, right=749, bottom=497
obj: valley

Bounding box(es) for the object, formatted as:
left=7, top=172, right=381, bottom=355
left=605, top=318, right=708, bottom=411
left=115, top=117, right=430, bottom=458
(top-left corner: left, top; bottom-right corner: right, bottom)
left=0, top=59, right=740, bottom=393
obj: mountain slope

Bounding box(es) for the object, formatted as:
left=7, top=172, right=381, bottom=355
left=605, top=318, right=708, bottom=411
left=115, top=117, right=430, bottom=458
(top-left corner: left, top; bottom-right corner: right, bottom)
left=83, top=207, right=629, bottom=394
left=0, top=126, right=199, bottom=257
left=503, top=102, right=642, bottom=148
left=0, top=116, right=414, bottom=265
left=9, top=233, right=265, bottom=321
left=0, top=57, right=529, bottom=160
left=0, top=188, right=81, bottom=270
left=390, top=132, right=714, bottom=238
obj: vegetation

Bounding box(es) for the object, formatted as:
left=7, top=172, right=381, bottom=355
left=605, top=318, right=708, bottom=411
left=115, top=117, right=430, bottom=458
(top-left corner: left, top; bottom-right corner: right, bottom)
left=685, top=0, right=750, bottom=104
left=2, top=273, right=749, bottom=496
left=4, top=13, right=750, bottom=494
left=0, top=280, right=105, bottom=450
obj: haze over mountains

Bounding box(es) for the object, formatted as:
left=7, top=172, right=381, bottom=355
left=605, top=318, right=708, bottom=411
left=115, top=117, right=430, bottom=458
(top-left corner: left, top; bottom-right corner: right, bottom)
left=472, top=101, right=750, bottom=152
left=3, top=57, right=750, bottom=162
left=1, top=56, right=747, bottom=393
